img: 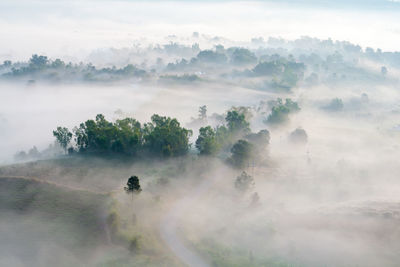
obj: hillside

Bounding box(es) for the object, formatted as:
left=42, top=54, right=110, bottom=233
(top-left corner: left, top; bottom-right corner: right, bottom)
left=0, top=176, right=110, bottom=266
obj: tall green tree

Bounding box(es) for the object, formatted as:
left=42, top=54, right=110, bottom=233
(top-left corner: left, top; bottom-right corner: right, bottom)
left=228, top=139, right=253, bottom=168
left=143, top=114, right=192, bottom=157
left=225, top=110, right=250, bottom=134
left=196, top=126, right=219, bottom=155
left=113, top=118, right=142, bottom=155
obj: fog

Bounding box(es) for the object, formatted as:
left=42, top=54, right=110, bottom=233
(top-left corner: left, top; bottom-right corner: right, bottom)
left=1, top=1, right=400, bottom=267
left=1, top=0, right=400, bottom=61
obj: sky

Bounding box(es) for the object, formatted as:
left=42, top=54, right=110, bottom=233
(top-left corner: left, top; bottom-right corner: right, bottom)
left=0, top=0, right=399, bottom=61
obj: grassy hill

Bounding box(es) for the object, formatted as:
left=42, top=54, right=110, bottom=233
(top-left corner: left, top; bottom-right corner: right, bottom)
left=0, top=156, right=186, bottom=267
left=0, top=176, right=110, bottom=267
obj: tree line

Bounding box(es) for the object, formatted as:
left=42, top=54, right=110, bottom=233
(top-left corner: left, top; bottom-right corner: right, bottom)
left=53, top=114, right=192, bottom=158
left=53, top=108, right=271, bottom=168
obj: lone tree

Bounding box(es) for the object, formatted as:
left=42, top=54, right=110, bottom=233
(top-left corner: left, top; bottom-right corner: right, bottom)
left=125, top=176, right=142, bottom=194
left=53, top=126, right=72, bottom=154
left=199, top=105, right=207, bottom=122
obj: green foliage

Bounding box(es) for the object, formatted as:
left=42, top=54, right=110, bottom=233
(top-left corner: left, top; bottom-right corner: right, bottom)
left=228, top=139, right=253, bottom=168
left=284, top=98, right=301, bottom=112
left=225, top=110, right=250, bottom=134
left=53, top=126, right=72, bottom=153
left=124, top=176, right=142, bottom=194
left=143, top=114, right=192, bottom=157
left=73, top=114, right=142, bottom=154
left=196, top=126, right=219, bottom=155
left=195, top=107, right=268, bottom=158
left=195, top=107, right=254, bottom=156
left=56, top=114, right=191, bottom=158
left=266, top=98, right=300, bottom=125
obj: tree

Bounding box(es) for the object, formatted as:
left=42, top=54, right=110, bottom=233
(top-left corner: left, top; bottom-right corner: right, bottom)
left=245, top=129, right=270, bottom=151
left=252, top=61, right=283, bottom=76
left=113, top=118, right=143, bottom=155
left=289, top=128, right=308, bottom=144
left=196, top=126, right=219, bottom=155
left=29, top=54, right=48, bottom=70
left=143, top=114, right=192, bottom=157
left=228, top=139, right=253, bottom=168
left=235, top=171, right=254, bottom=192
left=231, top=48, right=257, bottom=65
left=124, top=176, right=142, bottom=194
left=266, top=105, right=290, bottom=124
left=72, top=114, right=143, bottom=155
left=284, top=98, right=301, bottom=112
left=197, top=50, right=227, bottom=64
left=199, top=105, right=207, bottom=122
left=51, top=58, right=65, bottom=69
left=265, top=98, right=300, bottom=125
left=53, top=127, right=72, bottom=154
left=225, top=110, right=250, bottom=134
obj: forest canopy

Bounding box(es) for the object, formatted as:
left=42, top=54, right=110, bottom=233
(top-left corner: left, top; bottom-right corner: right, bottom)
left=54, top=114, right=192, bottom=158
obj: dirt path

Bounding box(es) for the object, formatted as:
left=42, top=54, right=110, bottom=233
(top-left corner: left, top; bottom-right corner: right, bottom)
left=159, top=175, right=218, bottom=267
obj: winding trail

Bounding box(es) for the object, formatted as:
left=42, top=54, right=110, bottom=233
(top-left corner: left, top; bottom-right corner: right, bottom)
left=160, top=175, right=218, bottom=267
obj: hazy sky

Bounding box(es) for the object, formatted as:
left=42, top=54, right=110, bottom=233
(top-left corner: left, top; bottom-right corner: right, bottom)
left=0, top=0, right=399, bottom=61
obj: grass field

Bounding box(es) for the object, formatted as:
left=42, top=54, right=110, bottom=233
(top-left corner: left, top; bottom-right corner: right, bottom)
left=0, top=176, right=110, bottom=266
left=0, top=156, right=188, bottom=267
